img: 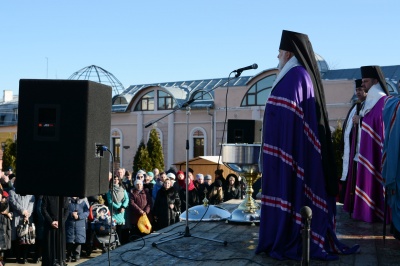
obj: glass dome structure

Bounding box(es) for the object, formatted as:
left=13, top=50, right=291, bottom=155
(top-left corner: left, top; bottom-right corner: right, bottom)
left=315, top=53, right=329, bottom=73
left=68, top=65, right=125, bottom=97
left=275, top=53, right=329, bottom=74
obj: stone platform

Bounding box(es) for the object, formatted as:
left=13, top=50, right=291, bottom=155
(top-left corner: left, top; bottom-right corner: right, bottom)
left=78, top=200, right=400, bottom=266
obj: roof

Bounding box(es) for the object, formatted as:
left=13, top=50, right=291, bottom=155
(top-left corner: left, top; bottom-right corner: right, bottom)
left=112, top=76, right=253, bottom=112
left=173, top=156, right=224, bottom=166
left=322, top=65, right=400, bottom=82
left=113, top=65, right=400, bottom=113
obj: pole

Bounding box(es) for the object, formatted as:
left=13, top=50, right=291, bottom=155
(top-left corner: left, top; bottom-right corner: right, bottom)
left=383, top=189, right=388, bottom=244
left=57, top=196, right=65, bottom=266
left=151, top=104, right=226, bottom=247
left=301, top=206, right=312, bottom=266
left=349, top=102, right=361, bottom=218
left=184, top=106, right=191, bottom=237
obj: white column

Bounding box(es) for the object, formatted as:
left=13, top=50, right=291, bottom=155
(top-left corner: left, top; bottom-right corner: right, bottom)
left=137, top=112, right=143, bottom=147
left=167, top=113, right=174, bottom=169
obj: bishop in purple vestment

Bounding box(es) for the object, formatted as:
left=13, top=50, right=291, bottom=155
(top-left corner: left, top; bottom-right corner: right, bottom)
left=256, top=30, right=359, bottom=261
left=345, top=65, right=390, bottom=222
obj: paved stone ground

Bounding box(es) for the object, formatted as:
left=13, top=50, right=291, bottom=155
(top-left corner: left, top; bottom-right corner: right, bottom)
left=78, top=202, right=400, bottom=266
left=6, top=201, right=400, bottom=265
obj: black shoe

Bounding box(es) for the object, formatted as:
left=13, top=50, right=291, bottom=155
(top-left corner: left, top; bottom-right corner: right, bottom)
left=18, top=259, right=27, bottom=264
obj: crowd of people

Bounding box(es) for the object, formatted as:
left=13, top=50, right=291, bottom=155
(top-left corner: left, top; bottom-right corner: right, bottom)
left=106, top=167, right=244, bottom=242
left=0, top=167, right=90, bottom=265
left=0, top=166, right=244, bottom=265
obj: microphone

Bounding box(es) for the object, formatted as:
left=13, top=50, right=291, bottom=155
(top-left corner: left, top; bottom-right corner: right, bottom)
left=233, top=63, right=258, bottom=73
left=233, top=64, right=258, bottom=77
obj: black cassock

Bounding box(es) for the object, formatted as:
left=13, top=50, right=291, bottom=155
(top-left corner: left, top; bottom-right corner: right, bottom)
left=41, top=196, right=69, bottom=266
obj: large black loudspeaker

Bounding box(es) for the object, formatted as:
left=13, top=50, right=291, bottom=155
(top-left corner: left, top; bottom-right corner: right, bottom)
left=16, top=79, right=112, bottom=197
left=227, top=119, right=255, bottom=144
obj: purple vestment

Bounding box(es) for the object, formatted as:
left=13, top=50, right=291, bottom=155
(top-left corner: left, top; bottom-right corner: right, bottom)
left=382, top=96, right=400, bottom=237
left=256, top=66, right=357, bottom=260
left=351, top=97, right=388, bottom=222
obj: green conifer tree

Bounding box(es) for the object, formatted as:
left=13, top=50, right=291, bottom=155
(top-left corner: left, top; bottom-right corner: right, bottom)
left=147, top=129, right=164, bottom=171
left=133, top=139, right=152, bottom=172
left=331, top=121, right=344, bottom=178
left=2, top=138, right=17, bottom=173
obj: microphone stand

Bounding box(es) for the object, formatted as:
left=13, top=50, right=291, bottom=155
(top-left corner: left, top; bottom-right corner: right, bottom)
left=349, top=102, right=361, bottom=218
left=234, top=70, right=243, bottom=78
left=57, top=196, right=65, bottom=266
left=151, top=77, right=237, bottom=247
left=300, top=206, right=312, bottom=266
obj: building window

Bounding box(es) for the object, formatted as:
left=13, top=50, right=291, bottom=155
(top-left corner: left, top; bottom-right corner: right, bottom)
left=13, top=108, right=18, bottom=121
left=158, top=90, right=175, bottom=110
left=193, top=130, right=204, bottom=158
left=192, top=90, right=213, bottom=101
left=113, top=96, right=128, bottom=105
left=241, top=75, right=276, bottom=106
left=111, top=131, right=121, bottom=163
left=134, top=91, right=154, bottom=111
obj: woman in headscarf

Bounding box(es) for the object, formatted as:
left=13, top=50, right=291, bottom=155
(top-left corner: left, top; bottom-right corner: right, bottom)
left=224, top=173, right=241, bottom=201
left=106, top=175, right=129, bottom=244
left=207, top=179, right=224, bottom=205
left=178, top=171, right=199, bottom=212
left=153, top=178, right=181, bottom=230
left=128, top=179, right=153, bottom=238
left=65, top=197, right=89, bottom=262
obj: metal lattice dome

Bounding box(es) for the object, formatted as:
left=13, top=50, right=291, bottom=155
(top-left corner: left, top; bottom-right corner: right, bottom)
left=68, top=65, right=125, bottom=96
left=275, top=53, right=329, bottom=74
left=315, top=53, right=329, bottom=73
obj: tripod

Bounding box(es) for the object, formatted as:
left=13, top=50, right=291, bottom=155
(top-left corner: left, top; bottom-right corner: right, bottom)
left=152, top=106, right=227, bottom=247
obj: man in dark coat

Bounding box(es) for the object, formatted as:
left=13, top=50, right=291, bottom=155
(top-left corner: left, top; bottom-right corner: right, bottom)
left=41, top=196, right=69, bottom=266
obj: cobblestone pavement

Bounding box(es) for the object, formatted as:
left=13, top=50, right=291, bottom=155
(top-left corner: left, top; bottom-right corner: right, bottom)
left=5, top=202, right=400, bottom=265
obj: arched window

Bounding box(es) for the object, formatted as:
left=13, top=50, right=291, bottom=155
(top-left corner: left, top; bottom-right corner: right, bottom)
left=134, top=91, right=154, bottom=111
left=112, top=96, right=128, bottom=105
left=191, top=90, right=213, bottom=101
left=241, top=75, right=276, bottom=106
left=158, top=90, right=176, bottom=110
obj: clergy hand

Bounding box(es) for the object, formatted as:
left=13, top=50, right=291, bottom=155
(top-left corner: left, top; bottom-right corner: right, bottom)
left=51, top=221, right=58, bottom=229
left=352, top=115, right=361, bottom=125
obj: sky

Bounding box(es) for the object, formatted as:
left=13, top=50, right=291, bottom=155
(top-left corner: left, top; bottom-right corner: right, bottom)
left=1, top=0, right=399, bottom=96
